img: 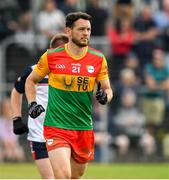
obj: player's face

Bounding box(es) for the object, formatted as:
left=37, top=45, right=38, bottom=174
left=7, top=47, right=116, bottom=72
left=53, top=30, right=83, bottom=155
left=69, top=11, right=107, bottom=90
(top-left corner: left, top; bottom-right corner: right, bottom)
left=70, top=19, right=91, bottom=47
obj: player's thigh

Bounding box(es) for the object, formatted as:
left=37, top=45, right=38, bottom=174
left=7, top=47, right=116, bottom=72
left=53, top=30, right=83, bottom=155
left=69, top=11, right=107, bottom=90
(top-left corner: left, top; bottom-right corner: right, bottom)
left=35, top=158, right=54, bottom=179
left=71, top=157, right=88, bottom=179
left=48, top=147, right=71, bottom=178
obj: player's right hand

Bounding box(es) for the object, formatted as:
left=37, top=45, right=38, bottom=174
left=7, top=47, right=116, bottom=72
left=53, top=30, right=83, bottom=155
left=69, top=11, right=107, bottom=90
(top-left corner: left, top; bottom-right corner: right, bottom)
left=28, top=101, right=45, bottom=119
left=13, top=117, right=29, bottom=135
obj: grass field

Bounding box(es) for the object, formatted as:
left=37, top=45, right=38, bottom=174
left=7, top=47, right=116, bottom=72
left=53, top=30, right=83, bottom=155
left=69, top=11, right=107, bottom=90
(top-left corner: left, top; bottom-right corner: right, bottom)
left=0, top=162, right=169, bottom=179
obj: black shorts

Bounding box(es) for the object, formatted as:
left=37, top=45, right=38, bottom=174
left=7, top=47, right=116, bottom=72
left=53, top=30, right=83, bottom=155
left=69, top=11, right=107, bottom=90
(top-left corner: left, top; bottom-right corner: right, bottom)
left=29, top=141, right=48, bottom=160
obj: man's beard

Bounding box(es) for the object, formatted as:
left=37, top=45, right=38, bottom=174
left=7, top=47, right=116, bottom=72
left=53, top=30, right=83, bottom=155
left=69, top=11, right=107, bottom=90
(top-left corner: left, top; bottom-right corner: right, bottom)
left=72, top=37, right=89, bottom=47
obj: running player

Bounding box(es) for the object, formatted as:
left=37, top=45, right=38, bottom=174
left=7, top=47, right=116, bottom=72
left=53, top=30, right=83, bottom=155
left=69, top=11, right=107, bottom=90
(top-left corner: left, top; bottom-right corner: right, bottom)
left=25, top=12, right=113, bottom=179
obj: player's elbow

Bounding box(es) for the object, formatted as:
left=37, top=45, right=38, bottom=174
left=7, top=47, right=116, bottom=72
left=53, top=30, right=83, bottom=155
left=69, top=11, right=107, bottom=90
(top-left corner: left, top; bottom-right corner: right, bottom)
left=26, top=75, right=35, bottom=88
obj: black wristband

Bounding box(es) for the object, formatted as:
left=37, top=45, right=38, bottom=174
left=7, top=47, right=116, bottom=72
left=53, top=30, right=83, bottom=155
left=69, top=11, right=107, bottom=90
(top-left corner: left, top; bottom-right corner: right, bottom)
left=12, top=116, right=22, bottom=121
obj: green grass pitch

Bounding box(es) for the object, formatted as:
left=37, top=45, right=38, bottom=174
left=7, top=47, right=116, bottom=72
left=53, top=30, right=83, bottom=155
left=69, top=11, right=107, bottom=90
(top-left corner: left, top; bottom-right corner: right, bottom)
left=0, top=162, right=169, bottom=179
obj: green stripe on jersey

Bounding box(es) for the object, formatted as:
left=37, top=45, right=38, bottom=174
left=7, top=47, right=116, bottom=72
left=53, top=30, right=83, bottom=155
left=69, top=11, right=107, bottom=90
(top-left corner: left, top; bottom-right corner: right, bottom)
left=48, top=47, right=64, bottom=54
left=88, top=49, right=104, bottom=58
left=44, top=85, right=93, bottom=130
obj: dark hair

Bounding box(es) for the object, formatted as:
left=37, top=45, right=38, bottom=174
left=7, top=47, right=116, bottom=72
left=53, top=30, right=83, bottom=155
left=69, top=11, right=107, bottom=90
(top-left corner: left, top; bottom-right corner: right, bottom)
left=66, top=11, right=91, bottom=28
left=50, top=33, right=69, bottom=48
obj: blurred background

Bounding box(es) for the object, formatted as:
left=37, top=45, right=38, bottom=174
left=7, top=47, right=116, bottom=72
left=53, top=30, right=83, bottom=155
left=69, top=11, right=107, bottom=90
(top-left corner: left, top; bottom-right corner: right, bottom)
left=0, top=0, right=169, bottom=164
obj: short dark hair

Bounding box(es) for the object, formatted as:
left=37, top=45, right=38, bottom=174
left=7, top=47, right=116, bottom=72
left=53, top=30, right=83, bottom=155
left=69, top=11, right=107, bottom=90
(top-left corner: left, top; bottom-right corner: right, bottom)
left=50, top=33, right=69, bottom=48
left=66, top=11, right=91, bottom=28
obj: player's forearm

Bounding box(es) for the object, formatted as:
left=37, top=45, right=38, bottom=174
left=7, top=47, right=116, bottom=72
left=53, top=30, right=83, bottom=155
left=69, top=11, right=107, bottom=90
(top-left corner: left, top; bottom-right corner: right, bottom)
left=11, top=88, right=23, bottom=117
left=105, top=88, right=113, bottom=102
left=25, top=77, right=37, bottom=104
left=98, top=79, right=113, bottom=103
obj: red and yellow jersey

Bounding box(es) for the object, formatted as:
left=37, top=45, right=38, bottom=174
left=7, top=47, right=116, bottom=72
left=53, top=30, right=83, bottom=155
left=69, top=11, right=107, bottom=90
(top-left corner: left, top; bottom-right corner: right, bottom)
left=34, top=44, right=109, bottom=130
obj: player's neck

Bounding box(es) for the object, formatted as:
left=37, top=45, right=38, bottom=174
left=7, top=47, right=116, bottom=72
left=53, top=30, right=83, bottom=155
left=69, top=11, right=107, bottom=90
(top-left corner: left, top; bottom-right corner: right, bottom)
left=67, top=42, right=87, bottom=57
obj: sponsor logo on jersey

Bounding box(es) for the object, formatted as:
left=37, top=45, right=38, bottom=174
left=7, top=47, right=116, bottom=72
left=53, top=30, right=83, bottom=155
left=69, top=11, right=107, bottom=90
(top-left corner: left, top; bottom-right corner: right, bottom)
left=56, top=64, right=66, bottom=69
left=77, top=76, right=89, bottom=91
left=63, top=76, right=75, bottom=89
left=47, top=139, right=53, bottom=145
left=87, top=65, right=94, bottom=73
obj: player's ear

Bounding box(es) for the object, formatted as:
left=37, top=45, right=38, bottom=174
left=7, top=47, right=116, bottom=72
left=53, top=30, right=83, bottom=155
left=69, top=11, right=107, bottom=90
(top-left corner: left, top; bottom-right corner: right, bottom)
left=65, top=27, right=71, bottom=36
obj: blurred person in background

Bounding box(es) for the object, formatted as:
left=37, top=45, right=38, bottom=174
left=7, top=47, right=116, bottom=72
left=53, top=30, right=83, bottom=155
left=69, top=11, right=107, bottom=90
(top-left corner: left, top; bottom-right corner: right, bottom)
left=0, top=98, right=25, bottom=162
left=154, top=0, right=169, bottom=31
left=154, top=0, right=169, bottom=70
left=134, top=4, right=159, bottom=68
left=86, top=0, right=109, bottom=36
left=60, top=0, right=78, bottom=15
left=14, top=10, right=35, bottom=51
left=11, top=33, right=68, bottom=179
left=142, top=48, right=169, bottom=133
left=113, top=90, right=156, bottom=159
left=113, top=0, right=134, bottom=22
left=110, top=68, right=140, bottom=113
left=107, top=17, right=135, bottom=81
left=0, top=0, right=19, bottom=41
left=123, top=52, right=142, bottom=81
left=25, top=12, right=112, bottom=179
left=36, top=0, right=65, bottom=48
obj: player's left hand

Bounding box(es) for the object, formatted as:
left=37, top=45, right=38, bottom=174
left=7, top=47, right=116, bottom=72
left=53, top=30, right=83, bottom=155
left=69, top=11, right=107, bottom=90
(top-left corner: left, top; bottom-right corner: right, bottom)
left=13, top=117, right=29, bottom=135
left=96, top=82, right=107, bottom=105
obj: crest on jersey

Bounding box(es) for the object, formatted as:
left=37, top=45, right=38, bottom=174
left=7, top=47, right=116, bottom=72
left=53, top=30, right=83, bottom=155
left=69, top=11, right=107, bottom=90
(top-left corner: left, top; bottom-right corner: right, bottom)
left=87, top=65, right=94, bottom=73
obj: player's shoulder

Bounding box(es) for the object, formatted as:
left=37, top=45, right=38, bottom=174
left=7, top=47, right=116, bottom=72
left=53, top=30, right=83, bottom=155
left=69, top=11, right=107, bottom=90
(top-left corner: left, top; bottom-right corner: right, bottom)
left=47, top=45, right=65, bottom=54
left=88, top=46, right=104, bottom=58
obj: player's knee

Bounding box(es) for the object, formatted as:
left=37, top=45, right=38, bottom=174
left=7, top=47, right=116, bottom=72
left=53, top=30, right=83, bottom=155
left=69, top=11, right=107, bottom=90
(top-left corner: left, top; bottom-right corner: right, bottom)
left=38, top=169, right=55, bottom=179
left=71, top=169, right=85, bottom=179
left=63, top=170, right=71, bottom=179
left=54, top=168, right=71, bottom=179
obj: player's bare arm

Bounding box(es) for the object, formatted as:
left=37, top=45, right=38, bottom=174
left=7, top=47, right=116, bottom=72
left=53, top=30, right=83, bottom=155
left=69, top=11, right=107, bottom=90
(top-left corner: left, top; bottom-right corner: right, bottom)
left=11, top=88, right=23, bottom=117
left=25, top=70, right=43, bottom=103
left=25, top=71, right=45, bottom=119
